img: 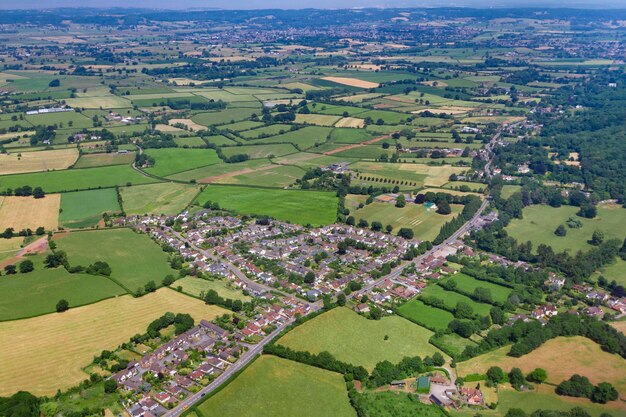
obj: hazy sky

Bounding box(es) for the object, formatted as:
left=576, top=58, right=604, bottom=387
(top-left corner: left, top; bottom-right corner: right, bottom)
left=1, top=0, right=625, bottom=9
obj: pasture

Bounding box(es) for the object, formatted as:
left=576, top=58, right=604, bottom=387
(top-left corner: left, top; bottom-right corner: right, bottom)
left=220, top=143, right=296, bottom=159
left=196, top=355, right=356, bottom=417
left=396, top=299, right=455, bottom=331
left=277, top=307, right=442, bottom=370
left=55, top=228, right=178, bottom=292
left=0, top=195, right=60, bottom=231
left=0, top=148, right=78, bottom=175
left=218, top=165, right=305, bottom=188
left=175, top=276, right=251, bottom=302
left=191, top=108, right=258, bottom=127
left=73, top=152, right=134, bottom=168
left=421, top=285, right=492, bottom=316
left=295, top=113, right=342, bottom=126
left=120, top=182, right=199, bottom=215
left=443, top=273, right=512, bottom=304
left=25, top=111, right=93, bottom=129
left=194, top=185, right=338, bottom=226
left=144, top=148, right=221, bottom=177
left=0, top=289, right=226, bottom=396
left=249, top=126, right=332, bottom=149
left=60, top=188, right=120, bottom=228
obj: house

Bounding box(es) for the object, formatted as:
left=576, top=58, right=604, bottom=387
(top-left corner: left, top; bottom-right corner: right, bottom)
left=460, top=387, right=483, bottom=405
left=355, top=303, right=370, bottom=314
left=154, top=392, right=171, bottom=404
left=584, top=306, right=605, bottom=319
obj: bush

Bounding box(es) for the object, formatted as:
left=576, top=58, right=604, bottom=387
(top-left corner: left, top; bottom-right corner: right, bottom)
left=18, top=260, right=34, bottom=273
left=56, top=299, right=69, bottom=313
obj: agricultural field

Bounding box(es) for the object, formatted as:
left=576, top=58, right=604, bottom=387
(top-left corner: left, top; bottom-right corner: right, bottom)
left=295, top=113, right=342, bottom=126
left=0, top=195, right=60, bottom=231
left=351, top=161, right=465, bottom=187
left=358, top=392, right=447, bottom=417
left=0, top=236, right=26, bottom=262
left=220, top=143, right=296, bottom=159
left=506, top=204, right=626, bottom=253
left=592, top=258, right=626, bottom=287
left=420, top=285, right=492, bottom=316
left=173, top=136, right=207, bottom=147
left=0, top=289, right=226, bottom=396
left=249, top=126, right=332, bottom=149
left=277, top=307, right=442, bottom=370
left=442, top=273, right=512, bottom=304
left=217, top=164, right=305, bottom=188
left=54, top=228, right=178, bottom=292
left=194, top=185, right=338, bottom=226
left=349, top=201, right=462, bottom=241
left=72, top=152, right=134, bottom=168
left=191, top=108, right=259, bottom=127
left=0, top=148, right=78, bottom=175
left=120, top=182, right=199, bottom=215
left=196, top=355, right=356, bottom=417
left=144, top=148, right=221, bottom=177
left=60, top=188, right=121, bottom=228
left=396, top=299, right=455, bottom=331
left=175, top=276, right=251, bottom=302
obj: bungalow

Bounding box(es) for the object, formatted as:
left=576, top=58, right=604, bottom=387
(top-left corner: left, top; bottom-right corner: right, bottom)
left=355, top=303, right=370, bottom=314
left=584, top=306, right=605, bottom=319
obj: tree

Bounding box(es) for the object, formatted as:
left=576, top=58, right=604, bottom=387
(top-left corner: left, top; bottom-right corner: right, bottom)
left=591, top=382, right=618, bottom=404
left=371, top=221, right=383, bottom=232
left=555, top=224, right=567, bottom=237
left=454, top=301, right=474, bottom=319
left=395, top=194, right=406, bottom=208
left=33, top=187, right=45, bottom=199
left=357, top=219, right=369, bottom=228
left=144, top=280, right=157, bottom=293
left=385, top=224, right=393, bottom=233
left=35, top=227, right=45, bottom=235
left=414, top=194, right=426, bottom=204
left=18, top=260, right=34, bottom=273
left=556, top=375, right=594, bottom=398
left=431, top=352, right=445, bottom=367
left=104, top=379, right=117, bottom=393
left=346, top=216, right=355, bottom=226
left=509, top=367, right=525, bottom=390
left=526, top=368, right=547, bottom=383
left=437, top=200, right=451, bottom=215
left=397, top=228, right=414, bottom=239
left=162, top=275, right=176, bottom=286
left=48, top=79, right=60, bottom=87
left=490, top=307, right=505, bottom=325
left=590, top=230, right=605, bottom=246
left=486, top=366, right=505, bottom=384
left=56, top=299, right=69, bottom=312
left=4, top=264, right=16, bottom=275
left=337, top=293, right=346, bottom=307
left=304, top=271, right=315, bottom=284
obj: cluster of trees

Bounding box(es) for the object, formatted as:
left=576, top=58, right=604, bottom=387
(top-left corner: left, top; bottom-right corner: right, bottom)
left=0, top=391, right=40, bottom=417
left=505, top=407, right=614, bottom=417
left=0, top=185, right=45, bottom=198
left=29, top=126, right=55, bottom=146
left=482, top=366, right=540, bottom=390
left=556, top=375, right=618, bottom=404
left=143, top=312, right=195, bottom=339
left=433, top=195, right=482, bottom=245
left=202, top=288, right=248, bottom=312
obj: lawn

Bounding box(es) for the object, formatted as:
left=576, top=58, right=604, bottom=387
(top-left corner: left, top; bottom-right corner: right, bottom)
left=0, top=261, right=125, bottom=321
left=120, top=182, right=200, bottom=215
left=0, top=289, right=226, bottom=396
left=0, top=165, right=157, bottom=193
left=443, top=273, right=512, bottom=304
left=194, top=185, right=338, bottom=226
left=144, top=148, right=221, bottom=177
left=358, top=392, right=447, bottom=417
left=196, top=355, right=356, bottom=417
left=456, top=336, right=626, bottom=394
left=73, top=152, right=134, bottom=168
left=0, top=194, right=61, bottom=231
left=506, top=204, right=626, bottom=254
left=0, top=148, right=78, bottom=175
left=55, top=228, right=178, bottom=292
left=176, top=276, right=251, bottom=302
left=350, top=201, right=462, bottom=241
left=592, top=258, right=626, bottom=287
left=500, top=184, right=522, bottom=199
left=60, top=188, right=121, bottom=228
left=421, top=285, right=492, bottom=316
left=396, top=299, right=455, bottom=331
left=277, top=307, right=443, bottom=370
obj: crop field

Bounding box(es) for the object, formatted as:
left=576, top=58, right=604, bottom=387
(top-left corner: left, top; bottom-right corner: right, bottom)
left=25, top=111, right=93, bottom=129
left=191, top=108, right=259, bottom=126
left=396, top=299, right=455, bottom=331
left=334, top=117, right=365, bottom=128
left=249, top=126, right=332, bottom=149
left=0, top=165, right=156, bottom=193
left=457, top=336, right=626, bottom=394
left=176, top=276, right=251, bottom=301
left=321, top=76, right=379, bottom=88
left=350, top=201, right=462, bottom=241
left=220, top=120, right=264, bottom=132
left=196, top=355, right=356, bottom=417
left=237, top=124, right=293, bottom=139
left=0, top=148, right=78, bottom=175
left=295, top=113, right=342, bottom=126
left=120, top=182, right=199, bottom=215
left=55, top=228, right=178, bottom=292
left=173, top=136, right=207, bottom=147
left=352, top=162, right=464, bottom=187
left=329, top=128, right=375, bottom=144
left=60, top=188, right=121, bottom=228
left=443, top=273, right=512, bottom=304
left=195, top=185, right=338, bottom=226
left=169, top=159, right=270, bottom=182
left=218, top=165, right=304, bottom=188
left=0, top=289, right=226, bottom=396
left=506, top=204, right=626, bottom=253
left=220, top=143, right=296, bottom=159
left=168, top=118, right=207, bottom=132
left=203, top=135, right=235, bottom=146
left=72, top=152, right=134, bottom=168
left=277, top=307, right=442, bottom=370
left=0, top=194, right=60, bottom=230
left=0, top=236, right=25, bottom=262
left=65, top=95, right=131, bottom=109
left=144, top=148, right=221, bottom=177
left=421, top=285, right=492, bottom=316
left=443, top=181, right=486, bottom=192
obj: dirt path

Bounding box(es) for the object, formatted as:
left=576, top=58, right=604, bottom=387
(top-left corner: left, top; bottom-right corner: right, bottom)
left=324, top=134, right=391, bottom=155
left=198, top=164, right=277, bottom=183
left=0, top=236, right=49, bottom=268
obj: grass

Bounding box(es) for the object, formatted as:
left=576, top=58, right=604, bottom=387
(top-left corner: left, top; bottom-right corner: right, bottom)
left=443, top=273, right=511, bottom=304
left=173, top=136, right=207, bottom=148
left=277, top=307, right=443, bottom=370
left=25, top=111, right=93, bottom=129
left=430, top=333, right=477, bottom=358
left=0, top=195, right=60, bottom=231
left=220, top=143, right=296, bottom=159
left=194, top=185, right=338, bottom=226
left=176, top=276, right=251, bottom=302
left=168, top=159, right=269, bottom=182
left=55, top=228, right=178, bottom=292
left=73, top=152, right=134, bottom=168
left=592, top=258, right=626, bottom=287
left=144, top=148, right=221, bottom=177
left=0, top=165, right=157, bottom=193
left=120, top=182, right=200, bottom=215
left=0, top=288, right=226, bottom=396
left=506, top=204, right=626, bottom=254
left=65, top=95, right=131, bottom=109
left=196, top=355, right=356, bottom=417
left=0, top=148, right=79, bottom=175
left=295, top=113, right=342, bottom=126
left=397, top=299, right=455, bottom=331
left=456, top=336, right=626, bottom=394
left=500, top=185, right=522, bottom=199
left=60, top=188, right=121, bottom=228
left=249, top=126, right=332, bottom=150
left=350, top=201, right=462, bottom=241
left=421, top=285, right=492, bottom=316
left=358, top=392, right=447, bottom=417
left=218, top=165, right=305, bottom=188
left=352, top=162, right=465, bottom=187
left=191, top=108, right=259, bottom=127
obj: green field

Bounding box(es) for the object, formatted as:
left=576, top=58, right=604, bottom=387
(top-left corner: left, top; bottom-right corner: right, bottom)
left=396, top=299, right=455, bottom=331
left=249, top=126, right=332, bottom=150
left=72, top=153, right=134, bottom=168
left=443, top=273, right=512, bottom=304
left=196, top=355, right=355, bottom=417
left=430, top=333, right=477, bottom=358
left=218, top=165, right=305, bottom=188
left=592, top=258, right=626, bottom=287
left=173, top=136, right=207, bottom=147
left=191, top=108, right=259, bottom=126
left=500, top=185, right=522, bottom=199
left=56, top=228, right=178, bottom=292
left=168, top=159, right=270, bottom=182
left=421, top=285, right=492, bottom=316
left=277, top=307, right=442, bottom=370
left=358, top=392, right=447, bottom=417
left=0, top=165, right=156, bottom=193
left=0, top=259, right=125, bottom=321
left=120, top=182, right=199, bottom=215
left=220, top=143, right=296, bottom=159
left=144, top=148, right=221, bottom=177
left=194, top=185, right=338, bottom=226
left=60, top=188, right=121, bottom=228
left=507, top=205, right=626, bottom=253
left=176, top=276, right=251, bottom=302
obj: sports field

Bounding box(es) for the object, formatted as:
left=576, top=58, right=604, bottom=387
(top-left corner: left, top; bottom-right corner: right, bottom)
left=60, top=188, right=121, bottom=228
left=144, top=148, right=221, bottom=177
left=277, top=307, right=443, bottom=370
left=72, top=152, right=134, bottom=168
left=120, top=182, right=199, bottom=215
left=506, top=204, right=626, bottom=253
left=396, top=299, right=455, bottom=331
left=195, top=185, right=338, bottom=226
left=176, top=276, right=251, bottom=302
left=0, top=148, right=78, bottom=175
left=196, top=355, right=356, bottom=417
left=0, top=194, right=60, bottom=231
left=0, top=289, right=226, bottom=396
left=55, top=228, right=178, bottom=292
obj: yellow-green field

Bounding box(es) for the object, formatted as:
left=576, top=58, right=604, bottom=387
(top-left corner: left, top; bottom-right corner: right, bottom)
left=176, top=276, right=251, bottom=302
left=0, top=194, right=60, bottom=231
left=120, top=182, right=200, bottom=215
left=0, top=148, right=78, bottom=175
